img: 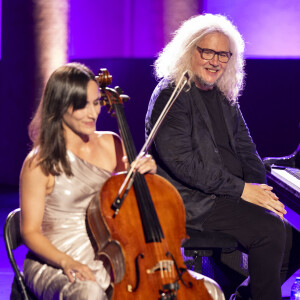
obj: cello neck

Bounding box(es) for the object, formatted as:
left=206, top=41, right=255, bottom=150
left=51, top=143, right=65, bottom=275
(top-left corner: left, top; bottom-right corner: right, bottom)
left=110, top=97, right=164, bottom=243
left=113, top=103, right=137, bottom=164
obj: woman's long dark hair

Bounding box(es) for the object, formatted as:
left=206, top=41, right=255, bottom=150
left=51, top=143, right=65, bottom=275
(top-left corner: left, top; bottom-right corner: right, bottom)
left=29, top=62, right=97, bottom=176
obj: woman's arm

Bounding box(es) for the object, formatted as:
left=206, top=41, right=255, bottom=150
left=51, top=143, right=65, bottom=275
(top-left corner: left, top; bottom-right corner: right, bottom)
left=20, top=153, right=96, bottom=282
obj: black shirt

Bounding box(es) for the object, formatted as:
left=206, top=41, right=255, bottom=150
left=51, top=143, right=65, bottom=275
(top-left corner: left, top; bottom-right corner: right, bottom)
left=199, top=87, right=243, bottom=179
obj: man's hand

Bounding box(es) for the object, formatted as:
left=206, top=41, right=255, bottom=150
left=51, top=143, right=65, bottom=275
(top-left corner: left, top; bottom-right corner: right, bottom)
left=241, top=183, right=286, bottom=219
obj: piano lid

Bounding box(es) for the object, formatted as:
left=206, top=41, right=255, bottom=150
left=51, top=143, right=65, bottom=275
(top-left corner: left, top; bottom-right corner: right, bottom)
left=263, top=143, right=300, bottom=171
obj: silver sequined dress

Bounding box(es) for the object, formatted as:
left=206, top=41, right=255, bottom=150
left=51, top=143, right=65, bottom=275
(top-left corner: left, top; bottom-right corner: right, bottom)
left=23, top=151, right=111, bottom=300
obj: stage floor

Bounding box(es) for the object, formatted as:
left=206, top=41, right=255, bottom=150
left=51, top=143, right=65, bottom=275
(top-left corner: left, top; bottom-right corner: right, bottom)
left=1, top=185, right=299, bottom=299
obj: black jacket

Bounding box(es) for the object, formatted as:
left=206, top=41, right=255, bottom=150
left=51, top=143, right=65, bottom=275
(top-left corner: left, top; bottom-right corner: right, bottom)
left=145, top=79, right=266, bottom=229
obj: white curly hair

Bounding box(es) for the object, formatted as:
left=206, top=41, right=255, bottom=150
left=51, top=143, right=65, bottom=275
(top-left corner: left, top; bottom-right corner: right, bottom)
left=154, top=14, right=245, bottom=103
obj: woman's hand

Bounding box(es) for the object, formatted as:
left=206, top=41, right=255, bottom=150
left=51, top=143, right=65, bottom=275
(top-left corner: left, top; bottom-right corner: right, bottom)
left=62, top=257, right=96, bottom=283
left=241, top=182, right=286, bottom=219
left=122, top=153, right=157, bottom=174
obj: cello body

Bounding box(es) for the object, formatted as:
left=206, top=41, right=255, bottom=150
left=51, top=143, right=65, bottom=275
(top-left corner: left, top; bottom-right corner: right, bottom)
left=88, top=173, right=212, bottom=299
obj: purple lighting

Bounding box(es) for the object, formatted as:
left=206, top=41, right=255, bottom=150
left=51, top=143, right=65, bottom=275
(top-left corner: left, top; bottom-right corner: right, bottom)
left=203, top=0, right=300, bottom=58
left=0, top=0, right=2, bottom=59
left=68, top=0, right=165, bottom=59
left=69, top=0, right=300, bottom=59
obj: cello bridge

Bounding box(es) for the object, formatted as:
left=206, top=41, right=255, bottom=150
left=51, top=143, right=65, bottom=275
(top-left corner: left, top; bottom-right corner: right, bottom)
left=146, top=260, right=174, bottom=274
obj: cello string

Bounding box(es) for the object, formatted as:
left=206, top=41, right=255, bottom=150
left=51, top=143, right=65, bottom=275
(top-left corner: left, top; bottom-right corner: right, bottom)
left=114, top=99, right=165, bottom=241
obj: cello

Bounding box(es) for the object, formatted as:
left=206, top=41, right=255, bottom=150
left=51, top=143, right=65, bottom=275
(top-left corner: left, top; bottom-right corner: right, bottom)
left=87, top=68, right=212, bottom=299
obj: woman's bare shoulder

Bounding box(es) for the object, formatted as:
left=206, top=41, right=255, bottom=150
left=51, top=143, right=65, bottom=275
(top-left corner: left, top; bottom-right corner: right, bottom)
left=21, top=149, right=47, bottom=180
left=93, top=131, right=124, bottom=172
left=21, top=149, right=53, bottom=192
left=22, top=149, right=40, bottom=170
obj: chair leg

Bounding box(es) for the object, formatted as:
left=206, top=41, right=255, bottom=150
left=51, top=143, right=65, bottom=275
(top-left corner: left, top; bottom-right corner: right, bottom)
left=193, top=253, right=203, bottom=274
left=10, top=275, right=37, bottom=300
left=184, top=251, right=203, bottom=273
left=184, top=249, right=214, bottom=274
left=10, top=276, right=24, bottom=300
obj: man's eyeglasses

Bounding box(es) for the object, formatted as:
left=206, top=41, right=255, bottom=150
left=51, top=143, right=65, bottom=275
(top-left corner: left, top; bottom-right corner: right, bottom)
left=196, top=47, right=232, bottom=63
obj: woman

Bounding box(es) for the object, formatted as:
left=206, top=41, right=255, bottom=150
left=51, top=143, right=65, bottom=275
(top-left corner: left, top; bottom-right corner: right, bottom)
left=20, top=62, right=157, bottom=299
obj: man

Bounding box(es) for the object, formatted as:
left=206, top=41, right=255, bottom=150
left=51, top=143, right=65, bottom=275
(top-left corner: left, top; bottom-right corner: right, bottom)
left=145, top=14, right=300, bottom=300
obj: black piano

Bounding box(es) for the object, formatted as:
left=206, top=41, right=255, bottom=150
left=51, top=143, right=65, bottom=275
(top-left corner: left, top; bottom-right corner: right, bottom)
left=263, top=144, right=300, bottom=214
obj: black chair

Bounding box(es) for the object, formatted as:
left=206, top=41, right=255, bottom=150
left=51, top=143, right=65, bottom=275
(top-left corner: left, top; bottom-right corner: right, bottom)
left=3, top=208, right=36, bottom=300
left=182, top=228, right=239, bottom=273
left=182, top=228, right=248, bottom=298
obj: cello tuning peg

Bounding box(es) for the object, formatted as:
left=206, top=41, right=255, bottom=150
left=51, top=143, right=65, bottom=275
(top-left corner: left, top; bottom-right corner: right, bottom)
left=114, top=86, right=124, bottom=94
left=121, top=94, right=130, bottom=102
left=114, top=86, right=130, bottom=102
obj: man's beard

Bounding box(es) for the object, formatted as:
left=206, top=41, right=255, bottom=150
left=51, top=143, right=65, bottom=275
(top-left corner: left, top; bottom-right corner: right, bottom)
left=194, top=75, right=216, bottom=89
